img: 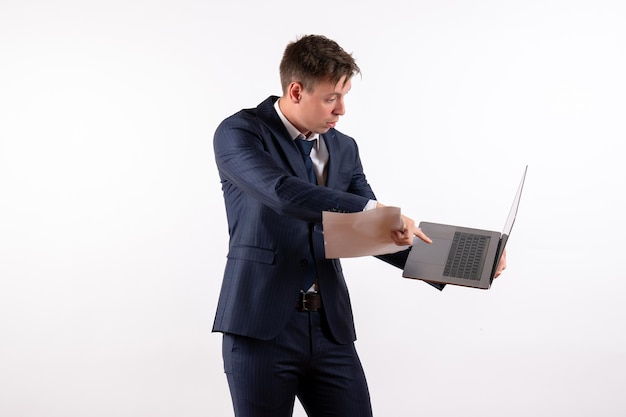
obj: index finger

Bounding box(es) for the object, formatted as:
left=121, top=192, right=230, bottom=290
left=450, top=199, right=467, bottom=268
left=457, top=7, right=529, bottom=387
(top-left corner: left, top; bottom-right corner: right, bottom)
left=414, top=228, right=432, bottom=244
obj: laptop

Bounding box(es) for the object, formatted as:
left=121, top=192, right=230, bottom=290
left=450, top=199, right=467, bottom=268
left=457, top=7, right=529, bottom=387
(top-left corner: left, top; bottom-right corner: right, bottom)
left=402, top=166, right=527, bottom=289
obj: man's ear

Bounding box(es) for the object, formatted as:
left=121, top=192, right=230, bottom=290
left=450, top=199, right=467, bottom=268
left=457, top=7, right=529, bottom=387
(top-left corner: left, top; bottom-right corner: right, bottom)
left=287, top=82, right=303, bottom=103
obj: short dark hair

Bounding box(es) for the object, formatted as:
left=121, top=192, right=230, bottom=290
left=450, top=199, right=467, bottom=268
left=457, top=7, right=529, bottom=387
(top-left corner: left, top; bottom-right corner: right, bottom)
left=279, top=34, right=360, bottom=94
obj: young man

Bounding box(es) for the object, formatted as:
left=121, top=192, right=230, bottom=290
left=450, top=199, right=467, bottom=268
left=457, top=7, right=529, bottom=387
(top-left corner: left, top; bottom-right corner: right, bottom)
left=213, top=34, right=505, bottom=417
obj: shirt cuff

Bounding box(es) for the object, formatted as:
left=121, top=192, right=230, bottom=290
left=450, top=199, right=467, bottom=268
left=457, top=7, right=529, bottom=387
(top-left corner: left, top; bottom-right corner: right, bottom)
left=363, top=199, right=378, bottom=211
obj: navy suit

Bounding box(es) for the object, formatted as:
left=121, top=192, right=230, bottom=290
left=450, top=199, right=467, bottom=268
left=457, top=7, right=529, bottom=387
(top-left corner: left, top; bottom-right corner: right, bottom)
left=213, top=96, right=422, bottom=416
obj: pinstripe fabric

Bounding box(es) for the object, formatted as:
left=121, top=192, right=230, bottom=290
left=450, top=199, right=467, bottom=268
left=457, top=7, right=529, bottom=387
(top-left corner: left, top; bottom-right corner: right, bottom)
left=213, top=96, right=413, bottom=416
left=223, top=311, right=373, bottom=417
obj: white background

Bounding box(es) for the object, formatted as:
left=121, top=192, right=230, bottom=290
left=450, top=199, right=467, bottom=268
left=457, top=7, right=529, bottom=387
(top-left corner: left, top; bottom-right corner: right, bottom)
left=1, top=1, right=625, bottom=416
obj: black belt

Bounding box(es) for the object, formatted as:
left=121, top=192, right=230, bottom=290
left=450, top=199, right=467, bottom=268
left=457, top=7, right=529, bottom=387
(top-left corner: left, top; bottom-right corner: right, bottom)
left=296, top=291, right=322, bottom=312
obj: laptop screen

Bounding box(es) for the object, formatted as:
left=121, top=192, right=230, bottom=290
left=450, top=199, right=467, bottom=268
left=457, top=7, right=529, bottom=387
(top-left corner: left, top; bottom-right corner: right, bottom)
left=492, top=165, right=528, bottom=278
left=502, top=165, right=528, bottom=237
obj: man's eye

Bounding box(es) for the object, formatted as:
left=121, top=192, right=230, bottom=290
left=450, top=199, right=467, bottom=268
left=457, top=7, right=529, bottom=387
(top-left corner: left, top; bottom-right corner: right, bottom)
left=326, top=97, right=337, bottom=103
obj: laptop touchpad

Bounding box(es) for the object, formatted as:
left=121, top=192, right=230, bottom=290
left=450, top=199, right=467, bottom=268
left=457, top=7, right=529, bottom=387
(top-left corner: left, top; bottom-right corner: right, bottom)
left=415, top=238, right=450, bottom=266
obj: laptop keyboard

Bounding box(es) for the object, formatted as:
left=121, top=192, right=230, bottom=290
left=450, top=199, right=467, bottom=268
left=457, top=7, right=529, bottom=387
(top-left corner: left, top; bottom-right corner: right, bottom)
left=443, top=232, right=489, bottom=281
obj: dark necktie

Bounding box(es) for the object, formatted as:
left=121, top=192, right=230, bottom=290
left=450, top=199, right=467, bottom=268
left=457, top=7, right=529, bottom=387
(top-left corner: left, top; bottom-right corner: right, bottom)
left=295, top=137, right=317, bottom=185
left=294, top=136, right=318, bottom=291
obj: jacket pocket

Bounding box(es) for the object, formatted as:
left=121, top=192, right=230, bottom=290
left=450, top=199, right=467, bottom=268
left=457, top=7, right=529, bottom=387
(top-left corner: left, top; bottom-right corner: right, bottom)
left=227, top=245, right=276, bottom=264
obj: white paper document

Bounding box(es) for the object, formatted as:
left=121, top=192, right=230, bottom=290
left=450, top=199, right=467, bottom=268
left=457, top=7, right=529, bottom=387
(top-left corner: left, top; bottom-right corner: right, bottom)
left=322, top=206, right=411, bottom=258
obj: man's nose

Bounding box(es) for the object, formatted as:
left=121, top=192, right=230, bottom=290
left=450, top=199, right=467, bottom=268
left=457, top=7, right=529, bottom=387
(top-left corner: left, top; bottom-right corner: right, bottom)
left=333, top=98, right=345, bottom=115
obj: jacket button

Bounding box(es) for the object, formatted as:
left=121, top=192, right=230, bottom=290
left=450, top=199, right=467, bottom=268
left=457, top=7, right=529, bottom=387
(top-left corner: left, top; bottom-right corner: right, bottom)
left=300, top=259, right=308, bottom=267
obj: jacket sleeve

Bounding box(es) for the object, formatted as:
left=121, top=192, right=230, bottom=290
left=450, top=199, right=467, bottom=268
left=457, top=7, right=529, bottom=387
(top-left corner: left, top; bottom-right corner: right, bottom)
left=214, top=113, right=371, bottom=223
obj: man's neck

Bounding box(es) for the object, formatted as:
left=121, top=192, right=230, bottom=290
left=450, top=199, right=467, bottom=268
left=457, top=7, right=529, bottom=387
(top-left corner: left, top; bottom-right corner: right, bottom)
left=277, top=97, right=310, bottom=137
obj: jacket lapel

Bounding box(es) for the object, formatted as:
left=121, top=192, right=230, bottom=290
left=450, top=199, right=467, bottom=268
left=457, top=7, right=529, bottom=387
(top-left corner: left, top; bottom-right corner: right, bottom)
left=321, top=129, right=340, bottom=189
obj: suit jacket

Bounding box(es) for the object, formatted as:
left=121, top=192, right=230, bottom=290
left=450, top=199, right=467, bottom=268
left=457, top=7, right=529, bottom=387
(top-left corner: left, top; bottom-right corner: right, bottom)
left=212, top=96, right=415, bottom=344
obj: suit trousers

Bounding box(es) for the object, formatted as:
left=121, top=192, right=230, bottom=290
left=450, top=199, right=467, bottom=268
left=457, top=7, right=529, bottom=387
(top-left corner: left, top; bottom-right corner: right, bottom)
left=222, top=308, right=373, bottom=417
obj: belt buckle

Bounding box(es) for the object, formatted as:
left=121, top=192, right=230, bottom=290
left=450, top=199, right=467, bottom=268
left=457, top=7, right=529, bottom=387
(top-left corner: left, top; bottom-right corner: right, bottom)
left=299, top=290, right=317, bottom=312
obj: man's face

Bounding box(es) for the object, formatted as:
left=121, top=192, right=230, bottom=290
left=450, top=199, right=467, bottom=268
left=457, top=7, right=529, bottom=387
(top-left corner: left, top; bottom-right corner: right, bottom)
left=296, top=76, right=351, bottom=135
